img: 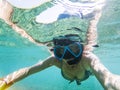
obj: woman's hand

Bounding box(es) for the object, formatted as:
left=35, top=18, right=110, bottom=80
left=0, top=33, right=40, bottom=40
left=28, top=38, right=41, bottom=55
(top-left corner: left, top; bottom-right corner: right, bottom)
left=0, top=79, right=7, bottom=90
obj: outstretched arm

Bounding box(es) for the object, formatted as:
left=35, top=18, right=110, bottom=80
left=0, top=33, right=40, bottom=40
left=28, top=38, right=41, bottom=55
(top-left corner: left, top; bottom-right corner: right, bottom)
left=84, top=52, right=120, bottom=90
left=0, top=55, right=60, bottom=90
left=84, top=10, right=102, bottom=52
left=86, top=10, right=101, bottom=46
left=86, top=0, right=106, bottom=49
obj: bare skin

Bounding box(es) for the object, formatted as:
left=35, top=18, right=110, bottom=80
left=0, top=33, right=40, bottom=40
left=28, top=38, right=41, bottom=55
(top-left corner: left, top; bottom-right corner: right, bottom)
left=0, top=0, right=120, bottom=90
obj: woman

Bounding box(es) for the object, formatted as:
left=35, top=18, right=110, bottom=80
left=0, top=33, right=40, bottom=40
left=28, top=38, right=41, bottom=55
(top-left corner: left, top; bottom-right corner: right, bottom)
left=0, top=1, right=120, bottom=90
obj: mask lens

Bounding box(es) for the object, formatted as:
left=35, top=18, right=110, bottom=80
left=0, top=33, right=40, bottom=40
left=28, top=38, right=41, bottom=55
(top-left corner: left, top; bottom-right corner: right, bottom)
left=68, top=43, right=82, bottom=56
left=54, top=46, right=65, bottom=59
left=54, top=43, right=83, bottom=61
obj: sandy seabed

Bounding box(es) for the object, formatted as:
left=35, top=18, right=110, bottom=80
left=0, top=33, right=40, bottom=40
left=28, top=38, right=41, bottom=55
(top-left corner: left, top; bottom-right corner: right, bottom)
left=0, top=0, right=51, bottom=46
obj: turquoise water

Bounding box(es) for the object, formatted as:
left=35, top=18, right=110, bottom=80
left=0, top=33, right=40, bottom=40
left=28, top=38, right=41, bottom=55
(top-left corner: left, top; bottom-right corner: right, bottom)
left=0, top=0, right=120, bottom=90
left=96, top=0, right=120, bottom=74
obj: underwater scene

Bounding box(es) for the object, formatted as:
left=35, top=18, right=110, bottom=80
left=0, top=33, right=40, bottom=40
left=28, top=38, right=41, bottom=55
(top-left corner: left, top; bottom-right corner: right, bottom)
left=0, top=0, right=120, bottom=90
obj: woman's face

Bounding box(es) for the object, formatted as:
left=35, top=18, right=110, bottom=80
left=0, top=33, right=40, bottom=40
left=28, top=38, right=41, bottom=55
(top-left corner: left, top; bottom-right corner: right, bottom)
left=54, top=42, right=83, bottom=65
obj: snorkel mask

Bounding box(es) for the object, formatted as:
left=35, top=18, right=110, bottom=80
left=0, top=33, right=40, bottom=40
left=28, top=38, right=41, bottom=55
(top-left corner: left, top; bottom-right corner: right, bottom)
left=53, top=34, right=83, bottom=65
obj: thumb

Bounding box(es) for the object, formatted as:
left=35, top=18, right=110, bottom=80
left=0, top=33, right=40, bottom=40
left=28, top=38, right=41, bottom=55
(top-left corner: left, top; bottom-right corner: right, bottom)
left=0, top=80, right=7, bottom=90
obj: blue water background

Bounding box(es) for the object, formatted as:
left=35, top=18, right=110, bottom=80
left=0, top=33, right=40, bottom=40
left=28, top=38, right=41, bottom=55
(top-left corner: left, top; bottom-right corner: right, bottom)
left=0, top=0, right=120, bottom=90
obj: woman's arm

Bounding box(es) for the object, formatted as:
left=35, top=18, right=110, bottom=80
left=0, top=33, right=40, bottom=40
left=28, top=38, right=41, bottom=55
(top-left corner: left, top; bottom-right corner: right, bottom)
left=84, top=11, right=101, bottom=52
left=86, top=10, right=101, bottom=46
left=84, top=52, right=120, bottom=90
left=84, top=8, right=103, bottom=52
left=86, top=1, right=105, bottom=49
left=0, top=55, right=60, bottom=90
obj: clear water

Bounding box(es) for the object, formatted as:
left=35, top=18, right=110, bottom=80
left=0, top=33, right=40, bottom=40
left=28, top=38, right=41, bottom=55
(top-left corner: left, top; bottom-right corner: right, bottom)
left=0, top=0, right=120, bottom=90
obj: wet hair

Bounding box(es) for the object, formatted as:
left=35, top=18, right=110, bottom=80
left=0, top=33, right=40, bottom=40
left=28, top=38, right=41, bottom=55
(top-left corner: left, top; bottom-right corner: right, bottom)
left=53, top=34, right=83, bottom=46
